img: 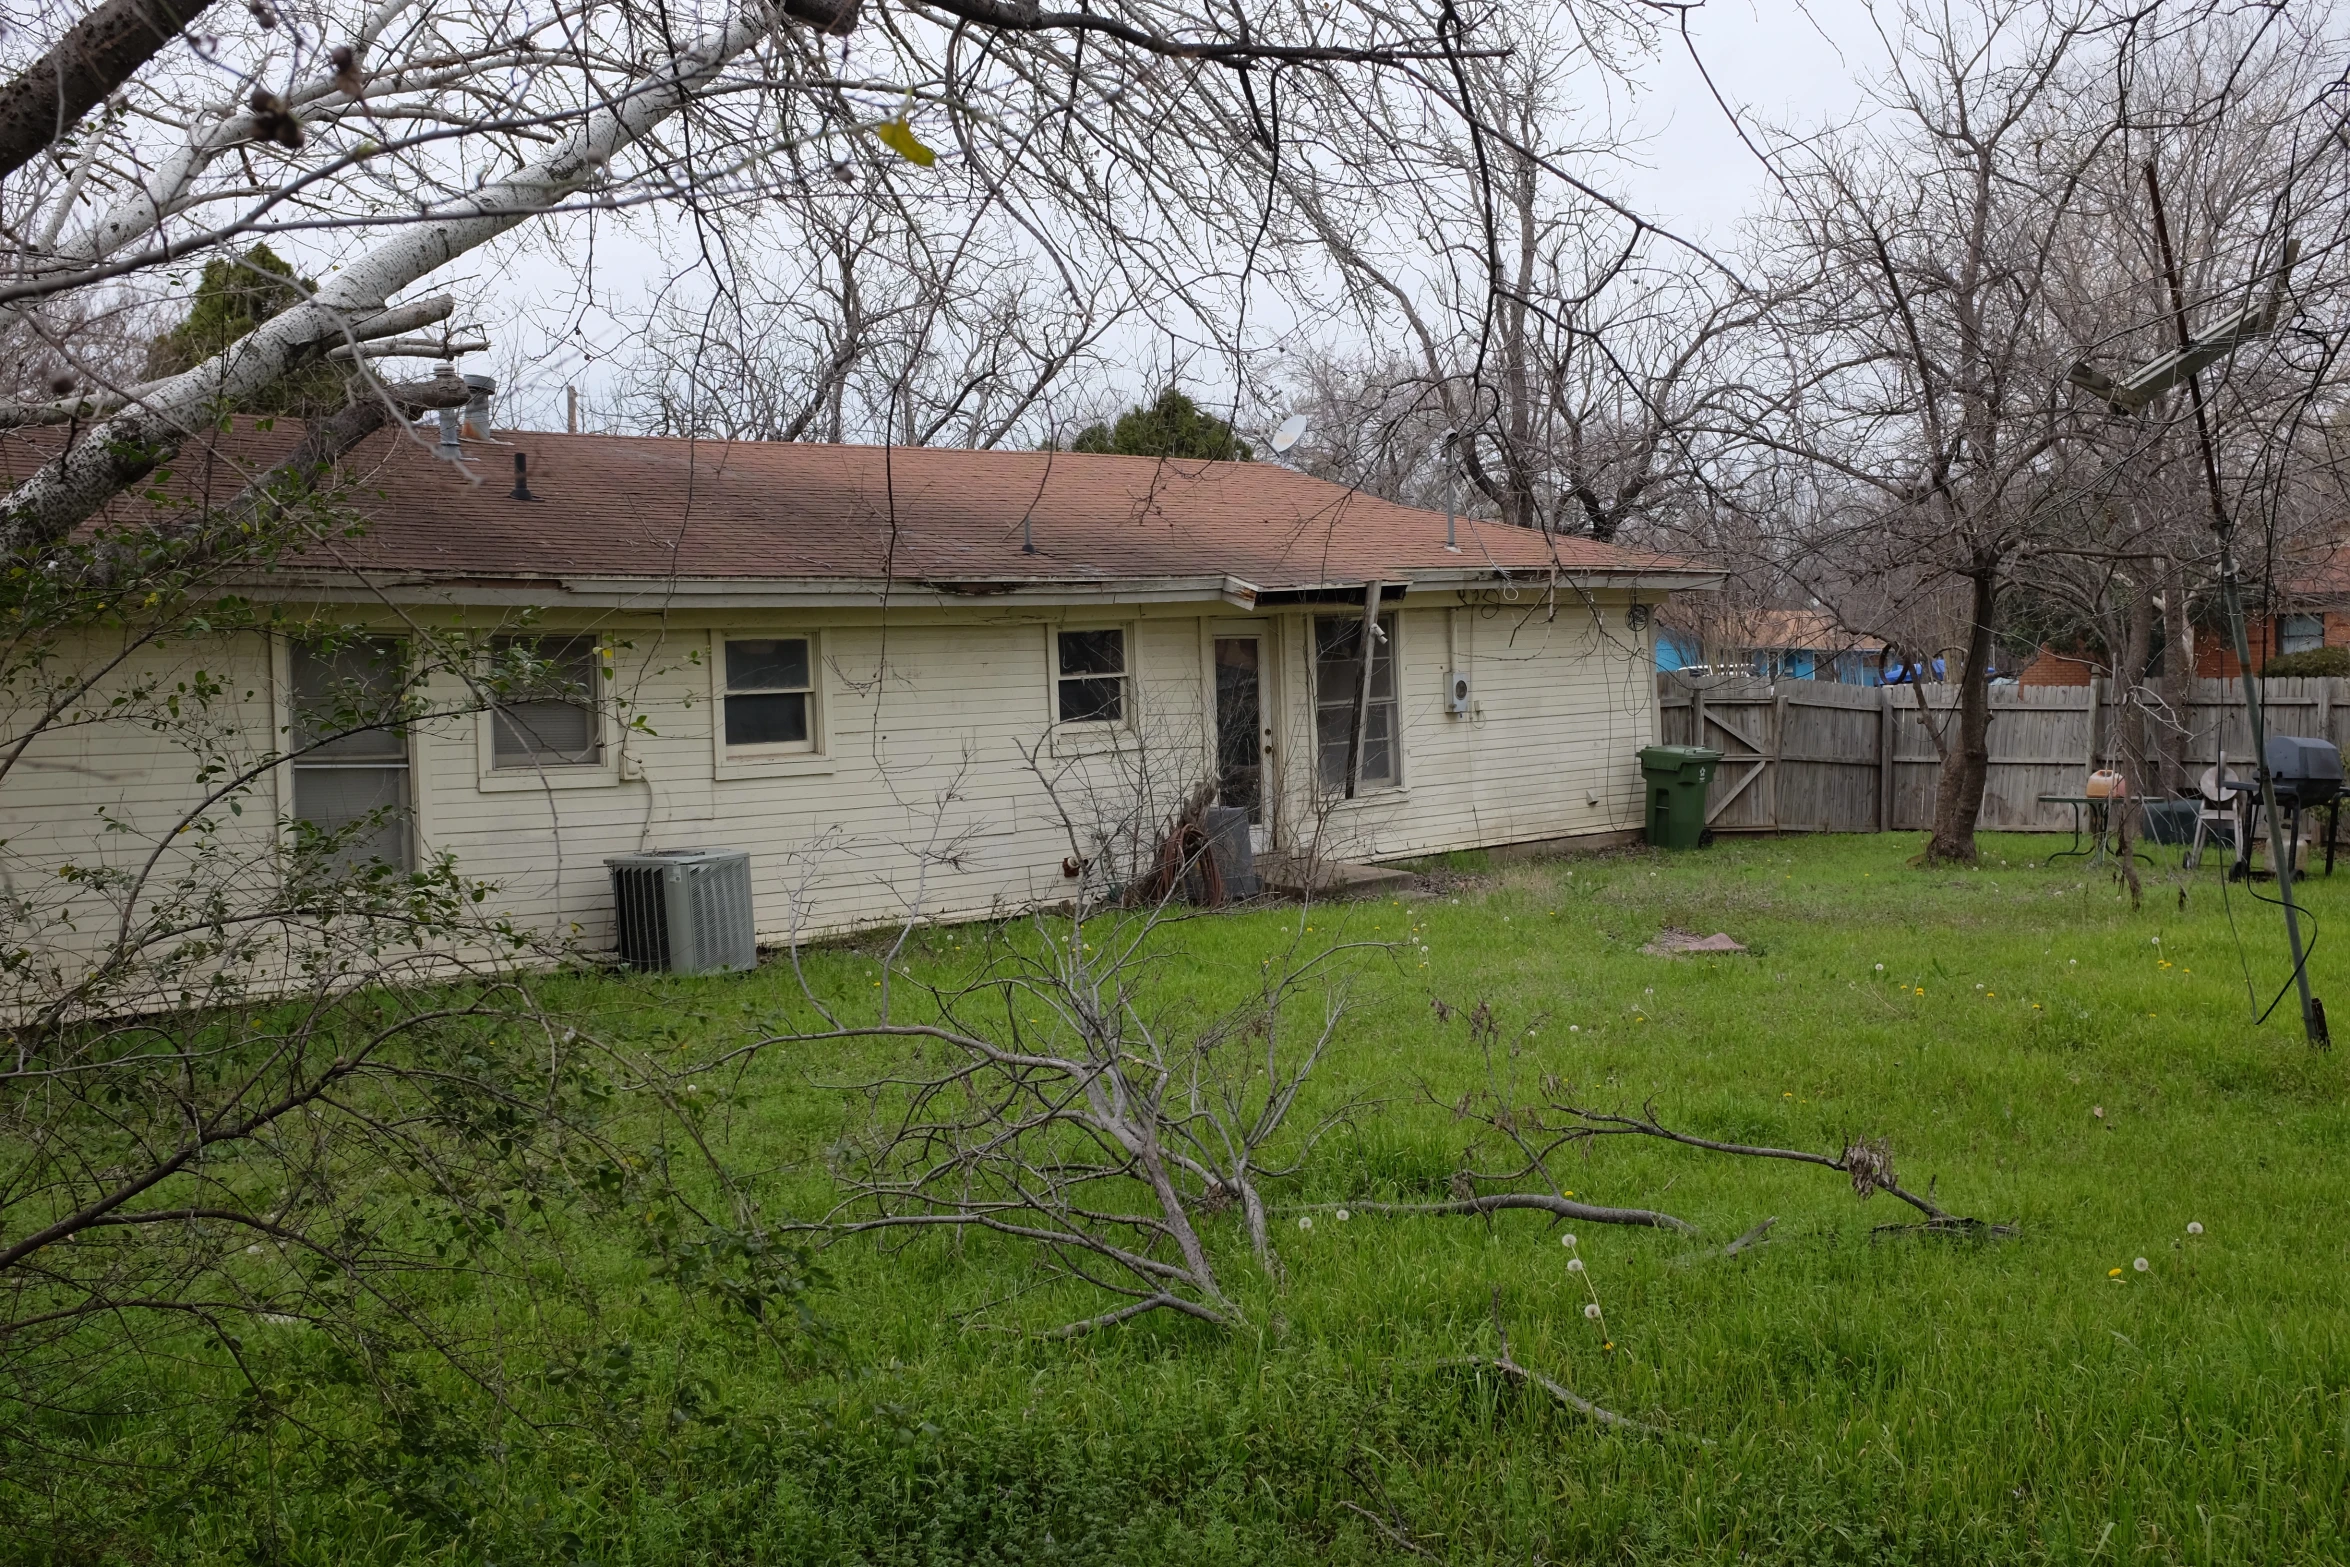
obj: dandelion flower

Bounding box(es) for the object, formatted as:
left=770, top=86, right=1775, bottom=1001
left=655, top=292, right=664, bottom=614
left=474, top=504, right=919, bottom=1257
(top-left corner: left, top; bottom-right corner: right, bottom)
left=2187, top=1221, right=2203, bottom=1235
left=1297, top=1216, right=1313, bottom=1232
left=2109, top=1267, right=2123, bottom=1278
left=1561, top=1233, right=1578, bottom=1249
left=1335, top=1209, right=1351, bottom=1222
left=2134, top=1257, right=2150, bottom=1272
left=1567, top=1258, right=1585, bottom=1273
left=1585, top=1303, right=1603, bottom=1319
left=1874, top=963, right=1885, bottom=972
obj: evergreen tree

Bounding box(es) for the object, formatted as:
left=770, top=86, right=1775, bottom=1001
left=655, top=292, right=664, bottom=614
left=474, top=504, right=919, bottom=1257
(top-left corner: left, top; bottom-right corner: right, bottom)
left=1069, top=388, right=1251, bottom=461
left=147, top=245, right=350, bottom=413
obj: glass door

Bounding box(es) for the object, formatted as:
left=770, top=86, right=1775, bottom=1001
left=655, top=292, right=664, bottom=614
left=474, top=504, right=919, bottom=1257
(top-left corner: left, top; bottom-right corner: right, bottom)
left=1213, top=635, right=1265, bottom=829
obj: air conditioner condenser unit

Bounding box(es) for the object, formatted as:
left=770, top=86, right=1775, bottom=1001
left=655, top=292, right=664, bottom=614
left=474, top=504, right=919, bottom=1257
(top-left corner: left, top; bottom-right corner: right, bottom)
left=607, top=849, right=756, bottom=974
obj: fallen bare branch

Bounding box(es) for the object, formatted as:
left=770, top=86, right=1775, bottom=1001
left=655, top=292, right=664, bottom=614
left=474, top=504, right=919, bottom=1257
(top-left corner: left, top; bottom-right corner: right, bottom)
left=1291, top=1193, right=1695, bottom=1233
left=1722, top=1216, right=1778, bottom=1256
left=1555, top=1100, right=1990, bottom=1226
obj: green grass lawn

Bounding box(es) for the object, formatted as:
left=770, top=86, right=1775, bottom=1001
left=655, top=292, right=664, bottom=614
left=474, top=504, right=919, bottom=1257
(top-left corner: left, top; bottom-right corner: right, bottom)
left=20, top=832, right=2350, bottom=1565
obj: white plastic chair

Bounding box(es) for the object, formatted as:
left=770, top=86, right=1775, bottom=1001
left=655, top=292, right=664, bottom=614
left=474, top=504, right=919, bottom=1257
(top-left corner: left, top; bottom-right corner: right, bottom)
left=2186, top=765, right=2240, bottom=871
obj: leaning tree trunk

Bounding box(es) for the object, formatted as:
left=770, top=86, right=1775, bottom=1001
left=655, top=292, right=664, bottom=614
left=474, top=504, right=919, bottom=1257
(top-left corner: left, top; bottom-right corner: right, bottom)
left=0, top=0, right=219, bottom=180
left=1921, top=566, right=2000, bottom=866
left=0, top=6, right=771, bottom=559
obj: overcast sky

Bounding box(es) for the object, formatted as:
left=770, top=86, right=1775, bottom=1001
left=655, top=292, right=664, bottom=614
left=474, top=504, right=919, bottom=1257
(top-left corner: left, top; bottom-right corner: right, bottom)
left=1621, top=0, right=1878, bottom=242
left=479, top=0, right=1888, bottom=433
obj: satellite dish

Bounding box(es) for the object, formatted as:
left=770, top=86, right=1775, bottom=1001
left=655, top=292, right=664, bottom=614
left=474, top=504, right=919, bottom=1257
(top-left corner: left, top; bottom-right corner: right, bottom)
left=1268, top=413, right=1310, bottom=454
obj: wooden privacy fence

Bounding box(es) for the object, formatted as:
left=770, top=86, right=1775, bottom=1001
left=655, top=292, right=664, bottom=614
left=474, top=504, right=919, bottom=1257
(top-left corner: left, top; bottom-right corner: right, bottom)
left=1654, top=674, right=2350, bottom=834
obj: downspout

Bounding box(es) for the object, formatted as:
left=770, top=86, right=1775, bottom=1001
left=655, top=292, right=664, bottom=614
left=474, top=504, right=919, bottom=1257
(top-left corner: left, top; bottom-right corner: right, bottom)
left=1344, top=579, right=1383, bottom=798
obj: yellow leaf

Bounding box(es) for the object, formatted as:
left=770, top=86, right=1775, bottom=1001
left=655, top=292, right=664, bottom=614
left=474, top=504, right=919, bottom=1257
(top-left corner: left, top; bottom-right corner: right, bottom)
left=875, top=117, right=936, bottom=167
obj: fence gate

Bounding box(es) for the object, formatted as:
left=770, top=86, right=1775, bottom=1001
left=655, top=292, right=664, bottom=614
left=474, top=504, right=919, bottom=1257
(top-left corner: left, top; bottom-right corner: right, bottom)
left=1658, top=673, right=2350, bottom=833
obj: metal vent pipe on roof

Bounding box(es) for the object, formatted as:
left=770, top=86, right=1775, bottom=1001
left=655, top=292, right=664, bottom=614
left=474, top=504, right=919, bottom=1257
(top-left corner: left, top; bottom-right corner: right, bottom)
left=431, top=363, right=464, bottom=458
left=462, top=374, right=496, bottom=439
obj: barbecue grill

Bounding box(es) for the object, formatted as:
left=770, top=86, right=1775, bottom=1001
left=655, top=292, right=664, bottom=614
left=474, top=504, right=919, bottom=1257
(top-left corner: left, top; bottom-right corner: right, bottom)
left=2264, top=735, right=2343, bottom=807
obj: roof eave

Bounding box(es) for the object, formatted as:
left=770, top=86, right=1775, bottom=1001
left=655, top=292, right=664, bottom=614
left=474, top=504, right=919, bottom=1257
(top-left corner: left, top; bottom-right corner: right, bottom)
left=239, top=570, right=1268, bottom=610
left=239, top=562, right=1722, bottom=607
left=1399, top=565, right=1725, bottom=593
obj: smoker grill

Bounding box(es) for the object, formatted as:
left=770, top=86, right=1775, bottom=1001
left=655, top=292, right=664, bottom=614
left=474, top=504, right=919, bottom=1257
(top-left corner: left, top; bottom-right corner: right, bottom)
left=2264, top=736, right=2344, bottom=808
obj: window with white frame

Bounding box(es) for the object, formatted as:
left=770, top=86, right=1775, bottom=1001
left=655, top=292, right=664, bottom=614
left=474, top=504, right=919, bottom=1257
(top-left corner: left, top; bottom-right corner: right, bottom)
left=290, top=638, right=412, bottom=871
left=1314, top=612, right=1399, bottom=791
left=489, top=635, right=603, bottom=768
left=2281, top=613, right=2326, bottom=656
left=724, top=637, right=814, bottom=750
left=1055, top=627, right=1128, bottom=723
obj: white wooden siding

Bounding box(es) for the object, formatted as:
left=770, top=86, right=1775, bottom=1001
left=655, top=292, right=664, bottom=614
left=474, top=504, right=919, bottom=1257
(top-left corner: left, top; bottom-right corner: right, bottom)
left=1268, top=595, right=1655, bottom=863
left=5, top=592, right=1658, bottom=962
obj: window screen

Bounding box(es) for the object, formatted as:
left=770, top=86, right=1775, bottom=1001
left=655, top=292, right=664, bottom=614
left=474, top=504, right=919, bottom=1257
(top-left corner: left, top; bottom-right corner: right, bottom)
left=290, top=638, right=410, bottom=871
left=491, top=636, right=602, bottom=767
left=1314, top=613, right=1398, bottom=791
left=2281, top=614, right=2325, bottom=656
left=1056, top=628, right=1127, bottom=723
left=725, top=637, right=813, bottom=748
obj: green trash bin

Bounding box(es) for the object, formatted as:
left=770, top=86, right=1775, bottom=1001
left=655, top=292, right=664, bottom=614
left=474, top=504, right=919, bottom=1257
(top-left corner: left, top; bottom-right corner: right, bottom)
left=1639, top=744, right=1721, bottom=849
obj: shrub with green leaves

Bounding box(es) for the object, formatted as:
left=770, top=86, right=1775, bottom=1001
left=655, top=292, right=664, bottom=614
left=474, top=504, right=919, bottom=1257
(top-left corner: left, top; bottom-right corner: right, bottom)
left=2259, top=645, right=2350, bottom=678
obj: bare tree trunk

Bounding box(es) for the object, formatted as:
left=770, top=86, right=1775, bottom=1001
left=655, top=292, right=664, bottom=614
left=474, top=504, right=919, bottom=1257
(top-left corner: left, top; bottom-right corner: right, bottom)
left=2114, top=584, right=2154, bottom=905
left=0, top=7, right=771, bottom=556
left=1922, top=566, right=1999, bottom=865
left=0, top=0, right=218, bottom=180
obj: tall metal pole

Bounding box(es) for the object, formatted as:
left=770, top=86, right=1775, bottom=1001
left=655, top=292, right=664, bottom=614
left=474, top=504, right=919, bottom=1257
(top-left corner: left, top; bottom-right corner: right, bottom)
left=1343, top=579, right=1383, bottom=799
left=2145, top=161, right=2324, bottom=1045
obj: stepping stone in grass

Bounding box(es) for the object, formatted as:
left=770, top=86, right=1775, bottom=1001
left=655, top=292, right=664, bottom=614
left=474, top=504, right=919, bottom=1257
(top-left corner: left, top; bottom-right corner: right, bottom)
left=1641, top=928, right=1748, bottom=957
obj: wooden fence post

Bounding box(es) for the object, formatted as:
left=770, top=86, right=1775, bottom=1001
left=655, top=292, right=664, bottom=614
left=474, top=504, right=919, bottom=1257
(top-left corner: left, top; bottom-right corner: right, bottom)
left=1878, top=685, right=1897, bottom=831
left=1770, top=687, right=1788, bottom=829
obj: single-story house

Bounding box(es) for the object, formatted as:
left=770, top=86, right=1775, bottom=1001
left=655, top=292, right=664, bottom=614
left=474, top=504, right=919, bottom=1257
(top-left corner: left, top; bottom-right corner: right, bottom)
left=1655, top=608, right=1885, bottom=685
left=6, top=421, right=1719, bottom=957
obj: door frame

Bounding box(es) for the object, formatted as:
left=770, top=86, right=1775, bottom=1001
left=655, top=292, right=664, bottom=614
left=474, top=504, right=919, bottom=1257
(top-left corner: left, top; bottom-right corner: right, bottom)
left=1205, top=617, right=1279, bottom=851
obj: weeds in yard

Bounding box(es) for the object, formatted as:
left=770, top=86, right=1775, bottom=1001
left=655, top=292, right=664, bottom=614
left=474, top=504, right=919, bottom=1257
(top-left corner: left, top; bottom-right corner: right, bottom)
left=7, top=834, right=2350, bottom=1563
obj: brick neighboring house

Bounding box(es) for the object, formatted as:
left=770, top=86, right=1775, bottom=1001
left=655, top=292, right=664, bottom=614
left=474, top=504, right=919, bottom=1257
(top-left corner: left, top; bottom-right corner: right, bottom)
left=2014, top=542, right=2350, bottom=686
left=2234, top=545, right=2350, bottom=673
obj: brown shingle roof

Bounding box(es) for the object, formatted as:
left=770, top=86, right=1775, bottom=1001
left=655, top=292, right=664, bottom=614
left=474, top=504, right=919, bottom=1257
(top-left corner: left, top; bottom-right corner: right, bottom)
left=37, top=422, right=1710, bottom=595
